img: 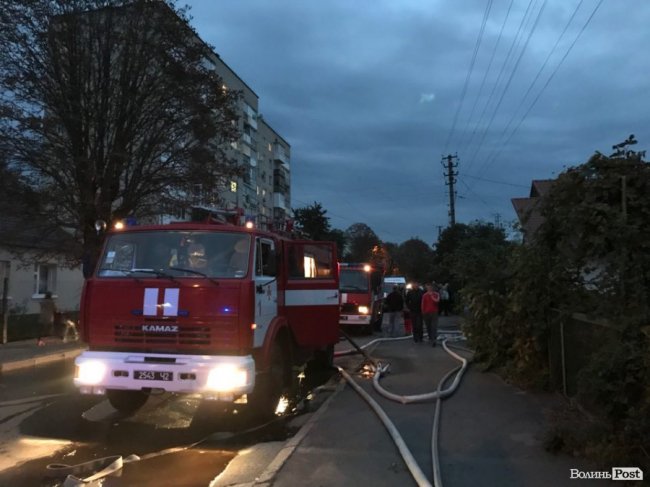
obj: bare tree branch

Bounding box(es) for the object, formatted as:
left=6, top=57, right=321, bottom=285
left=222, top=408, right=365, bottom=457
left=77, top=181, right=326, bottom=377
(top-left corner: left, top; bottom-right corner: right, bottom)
left=0, top=0, right=242, bottom=264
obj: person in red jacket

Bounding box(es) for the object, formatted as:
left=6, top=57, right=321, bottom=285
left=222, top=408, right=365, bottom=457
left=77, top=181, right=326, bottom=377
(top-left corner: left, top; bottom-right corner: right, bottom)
left=421, top=282, right=440, bottom=347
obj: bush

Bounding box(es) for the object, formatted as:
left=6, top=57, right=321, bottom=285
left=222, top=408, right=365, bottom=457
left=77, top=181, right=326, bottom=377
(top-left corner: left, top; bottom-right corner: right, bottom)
left=6, top=310, right=79, bottom=341
left=7, top=313, right=41, bottom=341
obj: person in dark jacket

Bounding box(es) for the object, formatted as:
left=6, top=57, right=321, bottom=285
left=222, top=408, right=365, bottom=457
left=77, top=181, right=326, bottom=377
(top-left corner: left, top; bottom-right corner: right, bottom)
left=405, top=282, right=425, bottom=342
left=382, top=285, right=404, bottom=337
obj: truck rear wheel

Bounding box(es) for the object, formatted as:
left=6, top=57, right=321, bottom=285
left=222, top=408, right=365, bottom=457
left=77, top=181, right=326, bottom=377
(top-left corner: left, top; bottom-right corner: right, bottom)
left=106, top=389, right=149, bottom=414
left=249, top=340, right=290, bottom=419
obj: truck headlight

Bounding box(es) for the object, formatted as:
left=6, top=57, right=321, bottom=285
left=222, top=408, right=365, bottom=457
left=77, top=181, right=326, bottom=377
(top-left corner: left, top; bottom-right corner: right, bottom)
left=76, top=361, right=107, bottom=385
left=358, top=306, right=369, bottom=314
left=206, top=364, right=248, bottom=392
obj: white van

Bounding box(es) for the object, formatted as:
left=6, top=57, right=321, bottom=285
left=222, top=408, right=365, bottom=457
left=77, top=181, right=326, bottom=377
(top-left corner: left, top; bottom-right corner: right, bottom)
left=382, top=276, right=406, bottom=297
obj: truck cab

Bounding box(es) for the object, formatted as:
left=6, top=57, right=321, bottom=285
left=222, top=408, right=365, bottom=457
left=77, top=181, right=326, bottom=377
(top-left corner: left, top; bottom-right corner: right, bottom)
left=74, top=219, right=339, bottom=415
left=338, top=263, right=384, bottom=334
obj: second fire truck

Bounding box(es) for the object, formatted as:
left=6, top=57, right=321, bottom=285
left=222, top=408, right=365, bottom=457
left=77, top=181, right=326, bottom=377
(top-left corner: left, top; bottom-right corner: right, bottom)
left=338, top=263, right=384, bottom=334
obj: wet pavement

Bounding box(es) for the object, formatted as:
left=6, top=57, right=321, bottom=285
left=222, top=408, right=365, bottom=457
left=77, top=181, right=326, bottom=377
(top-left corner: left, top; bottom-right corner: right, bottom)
left=0, top=352, right=338, bottom=487
left=1, top=318, right=600, bottom=486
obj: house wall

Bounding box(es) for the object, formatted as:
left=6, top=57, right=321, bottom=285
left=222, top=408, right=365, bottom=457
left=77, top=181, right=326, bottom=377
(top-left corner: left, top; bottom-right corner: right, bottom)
left=0, top=249, right=84, bottom=314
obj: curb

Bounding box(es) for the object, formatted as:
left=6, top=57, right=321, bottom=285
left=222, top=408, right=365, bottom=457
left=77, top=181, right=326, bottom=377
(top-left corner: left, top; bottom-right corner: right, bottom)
left=0, top=346, right=86, bottom=373
left=252, top=377, right=347, bottom=486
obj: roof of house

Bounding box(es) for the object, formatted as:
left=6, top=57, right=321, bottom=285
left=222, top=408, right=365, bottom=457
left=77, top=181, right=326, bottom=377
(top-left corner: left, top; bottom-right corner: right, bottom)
left=530, top=179, right=554, bottom=198
left=511, top=179, right=556, bottom=240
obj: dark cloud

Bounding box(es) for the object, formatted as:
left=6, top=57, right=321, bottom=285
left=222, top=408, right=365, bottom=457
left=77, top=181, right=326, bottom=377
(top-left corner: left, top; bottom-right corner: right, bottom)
left=188, top=0, right=650, bottom=244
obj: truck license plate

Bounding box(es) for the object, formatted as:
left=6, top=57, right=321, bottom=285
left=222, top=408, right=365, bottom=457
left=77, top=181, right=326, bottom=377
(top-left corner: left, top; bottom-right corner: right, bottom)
left=134, top=370, right=173, bottom=381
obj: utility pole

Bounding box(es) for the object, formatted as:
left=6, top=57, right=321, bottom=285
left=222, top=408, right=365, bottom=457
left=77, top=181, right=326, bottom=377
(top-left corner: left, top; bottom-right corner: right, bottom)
left=441, top=154, right=459, bottom=226
left=493, top=212, right=502, bottom=229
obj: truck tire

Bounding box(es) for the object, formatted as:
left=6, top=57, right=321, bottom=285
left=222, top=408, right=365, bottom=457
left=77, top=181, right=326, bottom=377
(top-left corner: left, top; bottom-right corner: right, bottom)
left=106, top=389, right=149, bottom=414
left=249, top=340, right=290, bottom=419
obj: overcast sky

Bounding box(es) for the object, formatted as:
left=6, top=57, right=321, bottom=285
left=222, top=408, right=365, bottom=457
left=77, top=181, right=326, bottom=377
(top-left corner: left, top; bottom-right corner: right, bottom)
left=185, top=0, right=650, bottom=245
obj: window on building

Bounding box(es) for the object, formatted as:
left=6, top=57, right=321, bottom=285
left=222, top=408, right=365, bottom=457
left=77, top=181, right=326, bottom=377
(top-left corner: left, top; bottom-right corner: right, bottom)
left=33, top=263, right=57, bottom=297
left=268, top=143, right=272, bottom=152
left=230, top=181, right=237, bottom=192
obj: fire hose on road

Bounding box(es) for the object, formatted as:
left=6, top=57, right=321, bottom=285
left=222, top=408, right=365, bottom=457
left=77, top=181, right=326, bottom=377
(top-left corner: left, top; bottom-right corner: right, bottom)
left=335, top=329, right=472, bottom=487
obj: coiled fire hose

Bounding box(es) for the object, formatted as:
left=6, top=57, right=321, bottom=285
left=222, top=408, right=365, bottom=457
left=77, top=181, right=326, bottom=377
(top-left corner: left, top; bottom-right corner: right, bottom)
left=335, top=330, right=471, bottom=487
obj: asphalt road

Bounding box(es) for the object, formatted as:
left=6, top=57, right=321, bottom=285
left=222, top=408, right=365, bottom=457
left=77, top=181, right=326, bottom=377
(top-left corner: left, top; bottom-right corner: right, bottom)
left=0, top=358, right=334, bottom=487
left=0, top=320, right=607, bottom=486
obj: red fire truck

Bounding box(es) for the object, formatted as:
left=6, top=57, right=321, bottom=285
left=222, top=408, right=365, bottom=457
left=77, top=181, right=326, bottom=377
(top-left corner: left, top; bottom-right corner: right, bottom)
left=73, top=212, right=339, bottom=416
left=338, top=263, right=384, bottom=334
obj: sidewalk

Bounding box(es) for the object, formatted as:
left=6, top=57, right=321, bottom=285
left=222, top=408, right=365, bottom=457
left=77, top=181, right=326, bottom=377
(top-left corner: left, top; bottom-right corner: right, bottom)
left=248, top=316, right=597, bottom=487
left=0, top=337, right=87, bottom=373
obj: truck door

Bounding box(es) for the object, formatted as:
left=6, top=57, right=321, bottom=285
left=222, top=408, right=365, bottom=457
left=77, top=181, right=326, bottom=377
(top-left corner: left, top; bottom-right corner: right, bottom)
left=254, top=237, right=278, bottom=348
left=282, top=241, right=339, bottom=347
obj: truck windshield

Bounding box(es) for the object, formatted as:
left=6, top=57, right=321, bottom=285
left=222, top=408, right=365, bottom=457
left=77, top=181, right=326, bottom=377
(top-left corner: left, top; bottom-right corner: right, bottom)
left=97, top=231, right=251, bottom=279
left=339, top=269, right=368, bottom=292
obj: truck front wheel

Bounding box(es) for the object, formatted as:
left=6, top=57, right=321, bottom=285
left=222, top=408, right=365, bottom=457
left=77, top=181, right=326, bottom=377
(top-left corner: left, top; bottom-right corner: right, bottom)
left=106, top=389, right=149, bottom=414
left=249, top=340, right=290, bottom=419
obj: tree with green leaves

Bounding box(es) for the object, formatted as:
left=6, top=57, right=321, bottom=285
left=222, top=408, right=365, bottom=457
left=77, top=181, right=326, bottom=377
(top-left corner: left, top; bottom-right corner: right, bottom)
left=0, top=0, right=241, bottom=268
left=293, top=202, right=331, bottom=240
left=292, top=202, right=347, bottom=257
left=326, top=228, right=347, bottom=261
left=394, top=238, right=435, bottom=284
left=343, top=222, right=380, bottom=263
left=432, top=222, right=511, bottom=292
left=462, top=143, right=650, bottom=467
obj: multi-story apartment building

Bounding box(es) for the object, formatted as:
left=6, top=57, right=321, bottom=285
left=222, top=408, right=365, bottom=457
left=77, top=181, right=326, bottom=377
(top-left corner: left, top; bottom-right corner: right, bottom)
left=144, top=5, right=292, bottom=229
left=206, top=54, right=292, bottom=230
left=256, top=118, right=292, bottom=231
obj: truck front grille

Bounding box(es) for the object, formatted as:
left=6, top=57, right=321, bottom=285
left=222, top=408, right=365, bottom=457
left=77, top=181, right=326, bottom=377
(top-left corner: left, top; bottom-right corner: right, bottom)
left=114, top=324, right=211, bottom=345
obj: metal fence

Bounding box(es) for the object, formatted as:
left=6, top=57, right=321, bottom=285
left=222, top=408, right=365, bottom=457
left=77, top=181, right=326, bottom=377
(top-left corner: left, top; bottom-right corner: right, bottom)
left=548, top=310, right=620, bottom=398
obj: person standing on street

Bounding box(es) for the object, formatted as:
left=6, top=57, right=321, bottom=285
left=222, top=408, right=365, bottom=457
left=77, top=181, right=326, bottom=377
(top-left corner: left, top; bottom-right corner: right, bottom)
left=405, top=282, right=425, bottom=342
left=383, top=285, right=404, bottom=338
left=37, top=291, right=57, bottom=346
left=421, top=283, right=440, bottom=346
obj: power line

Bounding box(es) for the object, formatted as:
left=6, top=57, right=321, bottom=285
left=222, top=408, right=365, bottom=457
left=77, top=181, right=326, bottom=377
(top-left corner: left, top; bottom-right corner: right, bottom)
left=457, top=178, right=499, bottom=215
left=443, top=0, right=493, bottom=155
left=474, top=0, right=585, bottom=181
left=462, top=0, right=537, bottom=173
left=458, top=0, right=515, bottom=151
left=474, top=0, right=604, bottom=181
left=466, top=0, right=548, bottom=174
left=463, top=173, right=529, bottom=188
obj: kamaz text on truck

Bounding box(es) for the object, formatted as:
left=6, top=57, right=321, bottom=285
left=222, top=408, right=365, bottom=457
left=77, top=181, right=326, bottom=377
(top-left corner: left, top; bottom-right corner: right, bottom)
left=73, top=213, right=339, bottom=416
left=338, top=263, right=384, bottom=334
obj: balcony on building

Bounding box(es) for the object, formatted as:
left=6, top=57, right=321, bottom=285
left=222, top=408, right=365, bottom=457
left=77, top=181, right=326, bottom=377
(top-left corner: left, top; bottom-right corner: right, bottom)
left=273, top=192, right=286, bottom=210
left=273, top=168, right=288, bottom=194
left=273, top=144, right=289, bottom=168
left=243, top=102, right=258, bottom=131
